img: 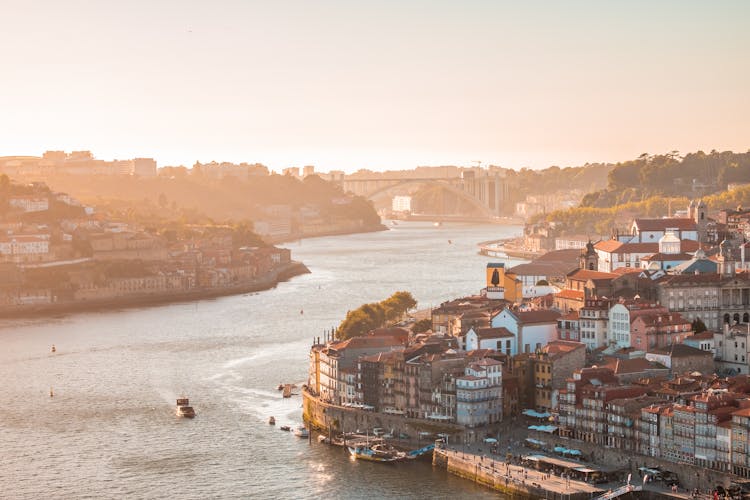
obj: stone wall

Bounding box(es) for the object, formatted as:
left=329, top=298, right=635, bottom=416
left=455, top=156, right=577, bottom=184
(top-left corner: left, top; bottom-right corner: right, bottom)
left=303, top=389, right=464, bottom=440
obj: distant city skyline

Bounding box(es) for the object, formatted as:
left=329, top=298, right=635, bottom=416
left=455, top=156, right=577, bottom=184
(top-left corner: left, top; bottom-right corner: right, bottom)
left=1, top=1, right=748, bottom=173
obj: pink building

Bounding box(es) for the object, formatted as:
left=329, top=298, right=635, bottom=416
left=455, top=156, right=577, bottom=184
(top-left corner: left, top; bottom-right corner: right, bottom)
left=630, top=311, right=693, bottom=351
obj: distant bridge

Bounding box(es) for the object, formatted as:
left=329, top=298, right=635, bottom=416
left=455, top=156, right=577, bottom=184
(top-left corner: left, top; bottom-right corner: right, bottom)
left=340, top=174, right=510, bottom=218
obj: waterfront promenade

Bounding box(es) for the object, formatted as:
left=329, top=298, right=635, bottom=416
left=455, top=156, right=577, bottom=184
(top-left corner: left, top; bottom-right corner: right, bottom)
left=434, top=446, right=603, bottom=499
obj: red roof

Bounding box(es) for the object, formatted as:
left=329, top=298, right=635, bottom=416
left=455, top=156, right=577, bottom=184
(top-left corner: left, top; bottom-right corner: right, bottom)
left=473, top=327, right=514, bottom=339
left=567, top=269, right=618, bottom=280
left=515, top=309, right=562, bottom=324
left=634, top=218, right=697, bottom=231
left=555, top=289, right=585, bottom=301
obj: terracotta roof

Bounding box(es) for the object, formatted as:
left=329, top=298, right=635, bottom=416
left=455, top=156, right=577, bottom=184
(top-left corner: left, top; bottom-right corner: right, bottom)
left=611, top=267, right=643, bottom=275
left=732, top=407, right=750, bottom=418
left=560, top=311, right=579, bottom=321
left=555, top=289, right=585, bottom=301
left=544, top=340, right=585, bottom=356
left=634, top=312, right=690, bottom=327
left=634, top=218, right=697, bottom=231
left=686, top=331, right=715, bottom=340
left=473, top=327, right=514, bottom=339
left=567, top=269, right=618, bottom=280
left=641, top=252, right=694, bottom=261
left=515, top=309, right=561, bottom=324
left=594, top=239, right=623, bottom=253
left=649, top=344, right=713, bottom=358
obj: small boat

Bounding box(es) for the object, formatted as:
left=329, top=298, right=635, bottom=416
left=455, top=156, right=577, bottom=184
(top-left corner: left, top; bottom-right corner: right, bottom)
left=269, top=416, right=276, bottom=425
left=175, top=398, right=196, bottom=418
left=293, top=425, right=309, bottom=438
left=49, top=387, right=54, bottom=398
left=280, top=425, right=291, bottom=431
left=433, top=221, right=442, bottom=227
left=348, top=443, right=406, bottom=462
left=390, top=220, right=399, bottom=226
left=277, top=384, right=284, bottom=391
left=282, top=385, right=292, bottom=398
left=318, top=435, right=329, bottom=443
left=448, top=240, right=452, bottom=244
left=51, top=345, right=56, bottom=353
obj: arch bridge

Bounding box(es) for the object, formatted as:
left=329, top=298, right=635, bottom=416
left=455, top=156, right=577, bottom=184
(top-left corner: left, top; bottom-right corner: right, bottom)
left=340, top=174, right=510, bottom=218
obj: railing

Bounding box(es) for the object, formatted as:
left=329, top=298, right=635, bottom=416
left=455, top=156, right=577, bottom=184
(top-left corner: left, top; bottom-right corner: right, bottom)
left=594, top=484, right=641, bottom=500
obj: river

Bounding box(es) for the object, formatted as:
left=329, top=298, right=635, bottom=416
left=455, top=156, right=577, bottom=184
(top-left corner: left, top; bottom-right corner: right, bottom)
left=0, top=221, right=524, bottom=499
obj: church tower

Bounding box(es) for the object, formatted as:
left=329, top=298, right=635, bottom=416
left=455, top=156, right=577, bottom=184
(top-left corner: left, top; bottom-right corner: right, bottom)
left=718, top=238, right=736, bottom=278
left=694, top=199, right=708, bottom=243
left=579, top=240, right=598, bottom=271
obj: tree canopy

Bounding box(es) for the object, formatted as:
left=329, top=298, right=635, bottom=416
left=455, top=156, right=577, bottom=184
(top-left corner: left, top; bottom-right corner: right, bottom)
left=336, top=291, right=417, bottom=340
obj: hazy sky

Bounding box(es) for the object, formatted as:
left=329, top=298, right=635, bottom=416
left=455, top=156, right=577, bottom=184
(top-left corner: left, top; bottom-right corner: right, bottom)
left=1, top=1, right=748, bottom=172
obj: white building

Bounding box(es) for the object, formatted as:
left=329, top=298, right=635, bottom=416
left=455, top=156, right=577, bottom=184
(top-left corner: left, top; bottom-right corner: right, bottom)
left=455, top=358, right=503, bottom=427
left=464, top=326, right=514, bottom=355
left=392, top=196, right=412, bottom=213
left=491, top=308, right=560, bottom=355
left=0, top=235, right=51, bottom=262
left=8, top=196, right=49, bottom=213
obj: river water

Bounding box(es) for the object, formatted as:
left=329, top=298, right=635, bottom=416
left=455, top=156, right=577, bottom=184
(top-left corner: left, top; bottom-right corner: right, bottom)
left=0, top=221, right=523, bottom=499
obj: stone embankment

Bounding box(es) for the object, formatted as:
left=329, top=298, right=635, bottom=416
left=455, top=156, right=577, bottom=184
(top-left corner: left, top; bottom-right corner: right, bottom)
left=0, top=261, right=309, bottom=318
left=302, top=389, right=464, bottom=441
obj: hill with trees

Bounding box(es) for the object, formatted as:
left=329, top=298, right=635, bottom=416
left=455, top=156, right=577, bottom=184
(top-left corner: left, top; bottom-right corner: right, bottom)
left=336, top=291, right=417, bottom=340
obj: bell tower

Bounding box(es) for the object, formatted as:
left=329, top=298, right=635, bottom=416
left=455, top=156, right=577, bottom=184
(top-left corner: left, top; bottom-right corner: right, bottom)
left=579, top=240, right=598, bottom=271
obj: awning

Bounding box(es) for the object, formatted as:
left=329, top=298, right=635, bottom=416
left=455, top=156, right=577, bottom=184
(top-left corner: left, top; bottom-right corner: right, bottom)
left=525, top=438, right=546, bottom=446
left=528, top=425, right=558, bottom=433
left=523, top=409, right=551, bottom=418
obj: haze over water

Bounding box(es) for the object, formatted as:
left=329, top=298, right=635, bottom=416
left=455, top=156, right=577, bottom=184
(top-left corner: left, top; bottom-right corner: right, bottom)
left=0, top=222, right=522, bottom=499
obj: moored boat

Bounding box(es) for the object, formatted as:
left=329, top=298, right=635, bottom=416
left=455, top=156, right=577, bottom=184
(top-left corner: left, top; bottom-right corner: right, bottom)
left=176, top=398, right=196, bottom=418
left=293, top=425, right=309, bottom=438
left=347, top=443, right=406, bottom=463
left=268, top=416, right=275, bottom=425
left=282, top=385, right=292, bottom=398
left=280, top=425, right=291, bottom=431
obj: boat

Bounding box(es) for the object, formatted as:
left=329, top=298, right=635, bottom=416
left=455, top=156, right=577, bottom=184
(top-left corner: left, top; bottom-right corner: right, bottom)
left=348, top=443, right=406, bottom=463
left=317, top=435, right=329, bottom=443
left=51, top=345, right=56, bottom=353
left=49, top=387, right=54, bottom=398
left=175, top=398, right=196, bottom=418
left=293, top=425, right=309, bottom=438
left=268, top=416, right=276, bottom=425
left=280, top=425, right=291, bottom=431
left=390, top=220, right=399, bottom=226
left=277, top=384, right=284, bottom=391
left=282, top=385, right=292, bottom=398
left=433, top=221, right=442, bottom=227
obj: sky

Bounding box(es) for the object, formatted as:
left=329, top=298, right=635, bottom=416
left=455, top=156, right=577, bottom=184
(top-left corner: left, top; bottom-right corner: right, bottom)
left=0, top=0, right=748, bottom=173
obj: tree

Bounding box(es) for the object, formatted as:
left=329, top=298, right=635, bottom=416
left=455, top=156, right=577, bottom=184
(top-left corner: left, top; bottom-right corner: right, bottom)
left=336, top=291, right=418, bottom=340
left=691, top=318, right=707, bottom=334
left=411, top=318, right=432, bottom=334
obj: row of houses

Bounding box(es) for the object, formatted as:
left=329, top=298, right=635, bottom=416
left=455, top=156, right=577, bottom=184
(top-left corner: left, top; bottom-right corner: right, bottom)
left=556, top=366, right=750, bottom=478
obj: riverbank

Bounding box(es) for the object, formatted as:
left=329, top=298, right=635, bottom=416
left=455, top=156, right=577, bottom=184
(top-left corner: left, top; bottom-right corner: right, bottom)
left=0, top=261, right=310, bottom=318
left=265, top=223, right=387, bottom=244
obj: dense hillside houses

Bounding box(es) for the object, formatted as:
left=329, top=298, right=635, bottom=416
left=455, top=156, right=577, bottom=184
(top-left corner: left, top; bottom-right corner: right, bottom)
left=305, top=198, right=750, bottom=486
left=0, top=180, right=297, bottom=309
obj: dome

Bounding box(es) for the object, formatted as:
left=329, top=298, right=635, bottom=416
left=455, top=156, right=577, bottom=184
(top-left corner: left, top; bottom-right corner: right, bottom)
left=658, top=230, right=681, bottom=254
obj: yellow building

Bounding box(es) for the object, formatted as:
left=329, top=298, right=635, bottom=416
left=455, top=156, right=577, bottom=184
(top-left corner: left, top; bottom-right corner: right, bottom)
left=485, top=263, right=522, bottom=303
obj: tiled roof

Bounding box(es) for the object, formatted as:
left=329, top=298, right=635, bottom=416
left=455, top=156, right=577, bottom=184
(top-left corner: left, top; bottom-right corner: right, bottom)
left=473, top=327, right=514, bottom=339
left=567, top=269, right=618, bottom=280
left=555, top=289, right=585, bottom=301
left=641, top=252, right=694, bottom=261
left=515, top=309, right=561, bottom=324
left=594, top=239, right=623, bottom=253
left=634, top=218, right=697, bottom=231
left=649, top=344, right=713, bottom=358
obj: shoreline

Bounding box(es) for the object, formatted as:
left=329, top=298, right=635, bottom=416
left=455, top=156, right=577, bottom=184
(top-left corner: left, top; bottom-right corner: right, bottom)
left=266, top=223, right=387, bottom=245
left=0, top=261, right=310, bottom=319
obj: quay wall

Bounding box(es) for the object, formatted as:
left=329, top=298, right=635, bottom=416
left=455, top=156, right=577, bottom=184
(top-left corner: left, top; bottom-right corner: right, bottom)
left=302, top=390, right=464, bottom=440
left=433, top=448, right=599, bottom=500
